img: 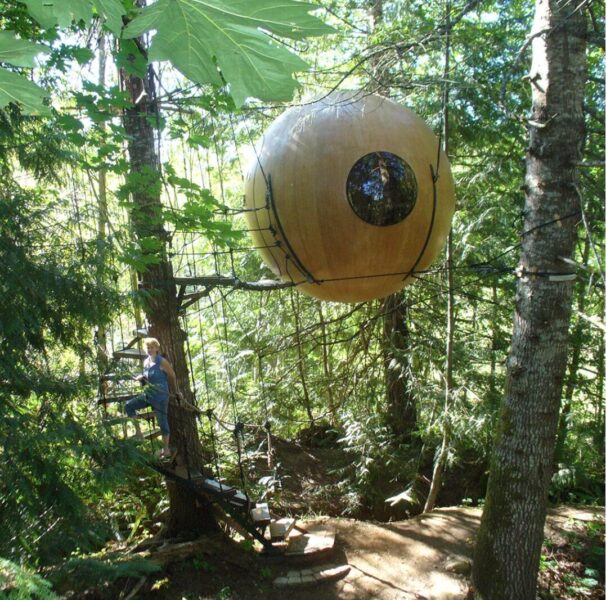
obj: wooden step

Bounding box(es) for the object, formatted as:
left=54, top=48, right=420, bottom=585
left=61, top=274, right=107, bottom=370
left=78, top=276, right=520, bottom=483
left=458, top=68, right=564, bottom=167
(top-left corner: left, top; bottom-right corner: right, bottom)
left=273, top=564, right=350, bottom=588
left=100, top=373, right=132, bottom=382
left=104, top=412, right=155, bottom=425
left=133, top=327, right=149, bottom=339
left=285, top=524, right=335, bottom=559
left=196, top=478, right=250, bottom=506
left=114, top=348, right=146, bottom=360
left=150, top=464, right=277, bottom=554
left=98, top=394, right=139, bottom=405
left=251, top=503, right=272, bottom=526
left=126, top=429, right=162, bottom=442
left=197, top=478, right=234, bottom=495
left=228, top=493, right=249, bottom=507
left=270, top=518, right=296, bottom=541
left=262, top=524, right=336, bottom=563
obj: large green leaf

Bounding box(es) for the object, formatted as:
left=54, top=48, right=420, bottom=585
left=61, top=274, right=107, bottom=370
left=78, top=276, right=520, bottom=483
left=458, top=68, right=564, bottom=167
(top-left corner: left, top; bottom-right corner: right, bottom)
left=0, top=32, right=49, bottom=68
left=92, top=0, right=127, bottom=35
left=20, top=0, right=125, bottom=35
left=124, top=0, right=334, bottom=105
left=21, top=0, right=94, bottom=28
left=0, top=67, right=51, bottom=115
left=115, top=39, right=148, bottom=78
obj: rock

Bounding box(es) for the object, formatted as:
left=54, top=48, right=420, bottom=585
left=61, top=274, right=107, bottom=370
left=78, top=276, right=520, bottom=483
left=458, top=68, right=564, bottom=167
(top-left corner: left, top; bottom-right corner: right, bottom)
left=444, top=557, right=472, bottom=575
left=272, top=563, right=350, bottom=588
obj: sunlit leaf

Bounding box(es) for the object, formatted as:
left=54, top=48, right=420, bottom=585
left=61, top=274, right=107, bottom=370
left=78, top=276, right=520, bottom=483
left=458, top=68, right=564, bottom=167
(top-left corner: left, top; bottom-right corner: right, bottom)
left=21, top=0, right=94, bottom=28
left=115, top=40, right=148, bottom=78
left=0, top=68, right=50, bottom=115
left=385, top=487, right=417, bottom=506
left=20, top=0, right=126, bottom=34
left=124, top=0, right=334, bottom=105
left=92, top=0, right=127, bottom=35
left=0, top=31, right=49, bottom=68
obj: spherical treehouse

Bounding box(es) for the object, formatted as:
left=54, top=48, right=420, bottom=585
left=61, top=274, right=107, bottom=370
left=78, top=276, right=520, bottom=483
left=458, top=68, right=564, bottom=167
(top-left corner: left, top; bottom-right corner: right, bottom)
left=244, top=91, right=455, bottom=303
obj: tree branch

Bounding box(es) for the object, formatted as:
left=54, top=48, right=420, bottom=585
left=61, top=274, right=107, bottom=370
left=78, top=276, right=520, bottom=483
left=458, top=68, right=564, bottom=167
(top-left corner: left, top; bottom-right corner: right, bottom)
left=174, top=275, right=294, bottom=292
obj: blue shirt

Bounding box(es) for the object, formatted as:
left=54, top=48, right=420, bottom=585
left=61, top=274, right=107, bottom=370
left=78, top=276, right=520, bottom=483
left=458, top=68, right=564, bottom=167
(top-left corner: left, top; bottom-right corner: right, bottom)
left=144, top=354, right=169, bottom=402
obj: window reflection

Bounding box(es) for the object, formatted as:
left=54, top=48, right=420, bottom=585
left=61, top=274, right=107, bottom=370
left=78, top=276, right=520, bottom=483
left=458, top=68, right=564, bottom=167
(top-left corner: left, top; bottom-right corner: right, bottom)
left=346, top=151, right=417, bottom=226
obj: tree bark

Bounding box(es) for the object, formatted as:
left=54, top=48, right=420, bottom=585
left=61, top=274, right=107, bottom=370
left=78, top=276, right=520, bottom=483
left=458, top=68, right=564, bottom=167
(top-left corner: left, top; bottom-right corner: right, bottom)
left=368, top=0, right=388, bottom=94
left=472, top=2, right=586, bottom=597
left=317, top=302, right=337, bottom=425
left=119, top=6, right=216, bottom=535
left=424, top=0, right=453, bottom=513
left=289, top=289, right=314, bottom=423
left=382, top=292, right=417, bottom=440
left=95, top=32, right=110, bottom=370
left=424, top=234, right=454, bottom=513
left=553, top=235, right=591, bottom=466
left=488, top=283, right=499, bottom=408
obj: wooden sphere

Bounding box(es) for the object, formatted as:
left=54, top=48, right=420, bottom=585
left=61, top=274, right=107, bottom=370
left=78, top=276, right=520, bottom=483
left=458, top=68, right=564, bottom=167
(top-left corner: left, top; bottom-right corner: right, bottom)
left=245, top=92, right=455, bottom=302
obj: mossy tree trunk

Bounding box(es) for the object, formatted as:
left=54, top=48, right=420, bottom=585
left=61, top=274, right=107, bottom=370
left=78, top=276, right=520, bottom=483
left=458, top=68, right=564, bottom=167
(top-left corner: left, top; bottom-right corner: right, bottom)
left=382, top=292, right=417, bottom=441
left=553, top=235, right=591, bottom=466
left=424, top=0, right=453, bottom=513
left=120, top=2, right=216, bottom=536
left=472, top=1, right=586, bottom=597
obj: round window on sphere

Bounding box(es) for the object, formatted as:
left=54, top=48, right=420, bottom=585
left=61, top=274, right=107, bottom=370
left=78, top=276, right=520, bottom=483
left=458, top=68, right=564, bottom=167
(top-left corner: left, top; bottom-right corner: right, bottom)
left=346, top=151, right=417, bottom=226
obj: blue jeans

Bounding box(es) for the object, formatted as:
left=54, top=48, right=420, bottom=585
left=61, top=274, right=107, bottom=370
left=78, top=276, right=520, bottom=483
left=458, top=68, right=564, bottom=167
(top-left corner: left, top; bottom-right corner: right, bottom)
left=125, top=393, right=170, bottom=436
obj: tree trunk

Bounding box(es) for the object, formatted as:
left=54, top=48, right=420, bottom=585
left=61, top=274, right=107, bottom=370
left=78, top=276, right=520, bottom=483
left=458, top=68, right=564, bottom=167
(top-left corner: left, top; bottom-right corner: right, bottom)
left=596, top=293, right=605, bottom=446
left=95, top=32, right=109, bottom=369
left=316, top=302, right=337, bottom=425
left=472, top=2, right=586, bottom=597
left=289, top=290, right=314, bottom=423
left=382, top=292, right=417, bottom=440
left=553, top=235, right=591, bottom=466
left=119, top=8, right=216, bottom=535
left=368, top=0, right=388, bottom=94
left=488, top=282, right=499, bottom=407
left=424, top=0, right=453, bottom=513
left=423, top=233, right=454, bottom=513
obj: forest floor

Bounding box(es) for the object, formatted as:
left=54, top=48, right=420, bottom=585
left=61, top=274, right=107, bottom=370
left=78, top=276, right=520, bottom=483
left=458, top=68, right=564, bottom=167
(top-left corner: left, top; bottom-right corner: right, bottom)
left=135, top=505, right=603, bottom=600
left=67, top=437, right=604, bottom=600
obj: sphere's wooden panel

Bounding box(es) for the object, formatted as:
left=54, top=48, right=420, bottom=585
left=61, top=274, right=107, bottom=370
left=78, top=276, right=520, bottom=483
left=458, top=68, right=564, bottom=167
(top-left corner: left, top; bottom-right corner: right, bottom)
left=245, top=92, right=455, bottom=302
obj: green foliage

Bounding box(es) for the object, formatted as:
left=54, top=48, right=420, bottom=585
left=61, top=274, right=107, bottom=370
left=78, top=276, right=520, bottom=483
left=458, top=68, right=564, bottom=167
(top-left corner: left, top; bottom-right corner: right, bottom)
left=215, top=587, right=233, bottom=600
left=337, top=412, right=421, bottom=517
left=0, top=65, right=50, bottom=116
left=20, top=0, right=126, bottom=35
left=550, top=465, right=604, bottom=505
left=0, top=190, right=117, bottom=365
left=163, top=164, right=244, bottom=246
left=0, top=110, right=79, bottom=180
left=8, top=0, right=334, bottom=110
left=119, top=237, right=164, bottom=270
left=192, top=556, right=215, bottom=572
left=0, top=183, right=144, bottom=565
left=0, top=0, right=601, bottom=592
left=0, top=9, right=51, bottom=115
left=123, top=0, right=334, bottom=105
left=0, top=558, right=58, bottom=600
left=49, top=555, right=160, bottom=592
left=539, top=517, right=605, bottom=599
left=114, top=39, right=147, bottom=78
left=47, top=44, right=94, bottom=71
left=0, top=31, right=48, bottom=67
left=73, top=82, right=132, bottom=125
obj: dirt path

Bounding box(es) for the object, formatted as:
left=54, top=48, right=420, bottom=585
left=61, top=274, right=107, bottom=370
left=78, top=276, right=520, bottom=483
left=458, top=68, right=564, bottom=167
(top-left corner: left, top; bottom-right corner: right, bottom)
left=281, top=508, right=480, bottom=600
left=151, top=506, right=603, bottom=600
